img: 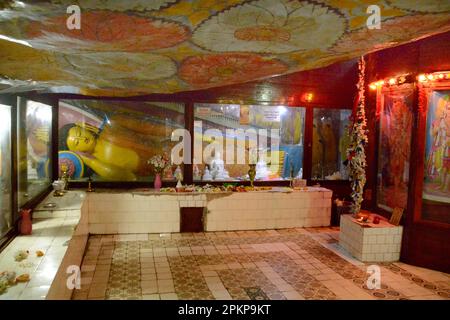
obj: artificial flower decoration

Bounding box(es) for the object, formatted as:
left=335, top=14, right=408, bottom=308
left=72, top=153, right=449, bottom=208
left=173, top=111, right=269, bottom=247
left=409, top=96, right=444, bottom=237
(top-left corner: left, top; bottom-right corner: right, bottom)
left=148, top=154, right=170, bottom=174
left=347, top=57, right=368, bottom=214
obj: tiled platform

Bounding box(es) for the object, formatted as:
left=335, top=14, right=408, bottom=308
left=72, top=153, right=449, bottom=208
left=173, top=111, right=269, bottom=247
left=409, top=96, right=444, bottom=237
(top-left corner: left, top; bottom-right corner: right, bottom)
left=73, top=228, right=450, bottom=300
left=87, top=188, right=332, bottom=234
left=340, top=214, right=403, bottom=262
left=0, top=191, right=87, bottom=300
left=0, top=212, right=80, bottom=299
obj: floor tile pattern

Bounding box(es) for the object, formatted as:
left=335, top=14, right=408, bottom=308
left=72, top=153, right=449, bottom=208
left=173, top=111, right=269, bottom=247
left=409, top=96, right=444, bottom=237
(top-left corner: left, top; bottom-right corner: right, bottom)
left=73, top=228, right=450, bottom=300
left=381, top=263, right=450, bottom=299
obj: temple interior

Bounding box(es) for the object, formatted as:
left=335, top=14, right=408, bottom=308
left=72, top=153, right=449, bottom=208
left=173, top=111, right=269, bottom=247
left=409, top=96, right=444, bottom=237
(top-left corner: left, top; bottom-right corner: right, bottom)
left=0, top=0, right=449, bottom=302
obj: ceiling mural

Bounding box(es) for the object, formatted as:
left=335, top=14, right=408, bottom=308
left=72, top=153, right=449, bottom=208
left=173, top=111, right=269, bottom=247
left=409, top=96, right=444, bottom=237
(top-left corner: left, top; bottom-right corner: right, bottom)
left=0, top=0, right=449, bottom=96
left=191, top=1, right=347, bottom=53
left=26, top=11, right=191, bottom=52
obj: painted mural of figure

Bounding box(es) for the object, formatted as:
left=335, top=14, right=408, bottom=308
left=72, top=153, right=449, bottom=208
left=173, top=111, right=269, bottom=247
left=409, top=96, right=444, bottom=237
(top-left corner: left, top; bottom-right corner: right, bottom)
left=293, top=110, right=303, bottom=145
left=435, top=102, right=450, bottom=191
left=312, top=118, right=323, bottom=178
left=427, top=99, right=450, bottom=192
left=388, top=98, right=412, bottom=191
left=321, top=117, right=337, bottom=174
left=59, top=114, right=176, bottom=181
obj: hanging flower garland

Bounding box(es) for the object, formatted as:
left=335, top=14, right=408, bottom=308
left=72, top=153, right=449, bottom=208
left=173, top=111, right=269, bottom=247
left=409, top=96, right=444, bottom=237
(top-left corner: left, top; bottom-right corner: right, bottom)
left=346, top=56, right=368, bottom=215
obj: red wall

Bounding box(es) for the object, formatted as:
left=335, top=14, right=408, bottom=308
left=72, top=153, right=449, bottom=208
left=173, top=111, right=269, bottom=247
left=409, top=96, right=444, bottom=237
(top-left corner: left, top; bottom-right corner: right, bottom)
left=364, top=31, right=450, bottom=209
left=363, top=31, right=450, bottom=272
left=52, top=58, right=359, bottom=109
left=190, top=59, right=358, bottom=108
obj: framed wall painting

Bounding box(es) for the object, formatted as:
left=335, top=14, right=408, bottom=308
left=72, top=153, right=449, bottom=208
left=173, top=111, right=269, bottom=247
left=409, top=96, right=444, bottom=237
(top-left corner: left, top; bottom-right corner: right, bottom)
left=376, top=84, right=414, bottom=212
left=400, top=76, right=450, bottom=272
left=420, top=86, right=450, bottom=224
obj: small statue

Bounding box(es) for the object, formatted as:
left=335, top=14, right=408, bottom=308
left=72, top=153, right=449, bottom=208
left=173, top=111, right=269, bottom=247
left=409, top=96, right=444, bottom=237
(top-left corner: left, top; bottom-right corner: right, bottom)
left=209, top=152, right=230, bottom=180
left=174, top=165, right=183, bottom=181
left=87, top=176, right=95, bottom=192
left=164, top=166, right=174, bottom=180
left=248, top=164, right=256, bottom=187
left=255, top=149, right=270, bottom=180
left=60, top=165, right=69, bottom=191
left=193, top=164, right=202, bottom=180
left=202, top=167, right=212, bottom=181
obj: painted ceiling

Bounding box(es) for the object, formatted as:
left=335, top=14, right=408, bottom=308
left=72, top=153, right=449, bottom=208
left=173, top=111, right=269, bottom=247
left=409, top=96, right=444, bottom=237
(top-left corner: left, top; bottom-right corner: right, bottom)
left=0, top=0, right=449, bottom=96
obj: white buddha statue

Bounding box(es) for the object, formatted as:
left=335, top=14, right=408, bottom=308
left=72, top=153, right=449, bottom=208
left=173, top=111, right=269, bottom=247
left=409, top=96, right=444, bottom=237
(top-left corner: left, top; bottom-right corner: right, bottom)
left=210, top=152, right=230, bottom=180
left=202, top=167, right=212, bottom=181
left=255, top=150, right=270, bottom=180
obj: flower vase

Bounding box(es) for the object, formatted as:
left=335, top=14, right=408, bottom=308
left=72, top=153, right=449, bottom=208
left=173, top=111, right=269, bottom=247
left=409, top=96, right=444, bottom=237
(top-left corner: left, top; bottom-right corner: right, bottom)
left=19, top=209, right=32, bottom=235
left=154, top=173, right=162, bottom=191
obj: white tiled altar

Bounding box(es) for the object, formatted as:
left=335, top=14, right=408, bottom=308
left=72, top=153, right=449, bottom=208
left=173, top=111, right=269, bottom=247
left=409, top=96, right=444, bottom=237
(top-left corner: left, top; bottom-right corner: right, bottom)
left=339, top=214, right=403, bottom=262
left=86, top=187, right=332, bottom=234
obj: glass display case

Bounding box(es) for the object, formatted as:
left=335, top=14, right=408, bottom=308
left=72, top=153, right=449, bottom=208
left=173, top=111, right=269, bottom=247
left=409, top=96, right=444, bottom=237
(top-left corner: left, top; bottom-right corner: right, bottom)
left=58, top=100, right=185, bottom=182
left=312, top=108, right=351, bottom=180
left=193, top=103, right=305, bottom=181
left=17, top=98, right=53, bottom=207
left=376, top=86, right=414, bottom=212
left=0, top=104, right=12, bottom=241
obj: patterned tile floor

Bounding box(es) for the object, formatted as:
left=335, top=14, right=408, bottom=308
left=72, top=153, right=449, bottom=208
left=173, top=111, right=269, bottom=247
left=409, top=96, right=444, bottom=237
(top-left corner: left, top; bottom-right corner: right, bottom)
left=72, top=228, right=450, bottom=300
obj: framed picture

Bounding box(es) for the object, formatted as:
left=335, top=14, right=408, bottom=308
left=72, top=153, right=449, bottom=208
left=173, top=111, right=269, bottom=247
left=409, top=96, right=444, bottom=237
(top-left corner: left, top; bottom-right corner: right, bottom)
left=389, top=207, right=404, bottom=226
left=420, top=88, right=450, bottom=224
left=376, top=84, right=414, bottom=212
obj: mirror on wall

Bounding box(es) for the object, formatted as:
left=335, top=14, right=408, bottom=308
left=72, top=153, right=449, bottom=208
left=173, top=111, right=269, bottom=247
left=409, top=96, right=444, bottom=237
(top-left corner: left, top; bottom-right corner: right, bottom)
left=17, top=98, right=53, bottom=207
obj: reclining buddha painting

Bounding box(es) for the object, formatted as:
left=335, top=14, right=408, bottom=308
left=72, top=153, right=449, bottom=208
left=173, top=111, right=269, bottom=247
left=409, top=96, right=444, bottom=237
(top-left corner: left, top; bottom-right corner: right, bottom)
left=58, top=100, right=185, bottom=181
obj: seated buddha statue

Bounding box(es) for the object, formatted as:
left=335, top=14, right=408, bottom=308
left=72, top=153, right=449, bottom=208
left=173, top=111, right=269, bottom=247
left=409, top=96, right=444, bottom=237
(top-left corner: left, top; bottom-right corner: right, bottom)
left=209, top=152, right=230, bottom=180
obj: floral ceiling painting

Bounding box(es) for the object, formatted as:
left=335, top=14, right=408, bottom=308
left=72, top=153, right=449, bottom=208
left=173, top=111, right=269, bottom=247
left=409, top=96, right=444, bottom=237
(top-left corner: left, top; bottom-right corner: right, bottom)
left=0, top=0, right=449, bottom=96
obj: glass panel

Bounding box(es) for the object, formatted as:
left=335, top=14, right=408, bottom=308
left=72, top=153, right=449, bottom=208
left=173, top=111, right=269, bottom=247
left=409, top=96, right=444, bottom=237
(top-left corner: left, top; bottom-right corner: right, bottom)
left=312, top=109, right=351, bottom=180
left=377, top=88, right=414, bottom=212
left=193, top=103, right=305, bottom=181
left=422, top=90, right=450, bottom=224
left=0, top=104, right=12, bottom=239
left=17, top=98, right=53, bottom=207
left=58, top=100, right=185, bottom=181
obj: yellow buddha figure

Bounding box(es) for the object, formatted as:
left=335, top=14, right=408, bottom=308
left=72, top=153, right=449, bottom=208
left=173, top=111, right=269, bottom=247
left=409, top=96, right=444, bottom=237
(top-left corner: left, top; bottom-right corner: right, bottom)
left=59, top=116, right=170, bottom=181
